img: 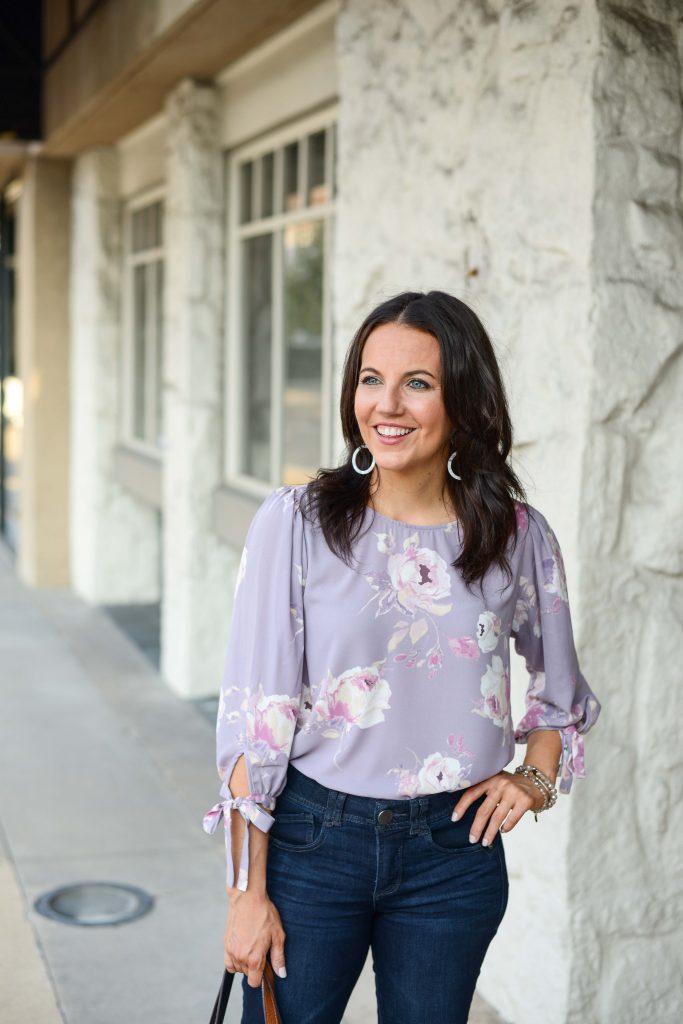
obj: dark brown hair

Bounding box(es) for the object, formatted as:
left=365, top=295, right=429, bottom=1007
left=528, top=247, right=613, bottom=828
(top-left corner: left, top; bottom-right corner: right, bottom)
left=299, top=290, right=528, bottom=593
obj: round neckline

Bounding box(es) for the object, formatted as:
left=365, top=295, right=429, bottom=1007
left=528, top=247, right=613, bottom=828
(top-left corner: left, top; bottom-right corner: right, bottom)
left=365, top=504, right=460, bottom=531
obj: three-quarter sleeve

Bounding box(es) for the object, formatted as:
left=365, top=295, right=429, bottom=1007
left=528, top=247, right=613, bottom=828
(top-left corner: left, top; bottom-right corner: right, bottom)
left=202, top=485, right=307, bottom=890
left=511, top=506, right=601, bottom=794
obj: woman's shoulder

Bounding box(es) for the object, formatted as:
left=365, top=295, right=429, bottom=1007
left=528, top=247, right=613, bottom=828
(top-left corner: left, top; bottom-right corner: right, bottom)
left=249, top=482, right=314, bottom=536
left=513, top=499, right=552, bottom=539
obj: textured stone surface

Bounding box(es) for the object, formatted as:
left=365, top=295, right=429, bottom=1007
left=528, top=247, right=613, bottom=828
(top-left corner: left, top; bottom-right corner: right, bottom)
left=335, top=2, right=600, bottom=1021
left=161, top=79, right=235, bottom=698
left=70, top=148, right=160, bottom=602
left=570, top=4, right=683, bottom=1023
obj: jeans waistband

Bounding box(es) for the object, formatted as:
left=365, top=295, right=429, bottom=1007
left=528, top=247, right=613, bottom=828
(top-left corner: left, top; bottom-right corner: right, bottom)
left=282, top=762, right=487, bottom=829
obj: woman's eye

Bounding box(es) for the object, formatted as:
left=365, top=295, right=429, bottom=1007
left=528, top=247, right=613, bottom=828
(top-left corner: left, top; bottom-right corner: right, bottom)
left=359, top=376, right=429, bottom=389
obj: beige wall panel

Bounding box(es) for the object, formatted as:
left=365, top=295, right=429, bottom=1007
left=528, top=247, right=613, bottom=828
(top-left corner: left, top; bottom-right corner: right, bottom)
left=218, top=13, right=337, bottom=149
left=118, top=114, right=167, bottom=199
left=16, top=157, right=72, bottom=587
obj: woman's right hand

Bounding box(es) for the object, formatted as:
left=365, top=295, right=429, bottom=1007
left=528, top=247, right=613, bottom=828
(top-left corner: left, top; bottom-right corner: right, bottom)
left=224, top=889, right=287, bottom=988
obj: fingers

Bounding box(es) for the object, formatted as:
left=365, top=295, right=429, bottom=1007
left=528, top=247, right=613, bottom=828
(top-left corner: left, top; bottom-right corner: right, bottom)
left=468, top=792, right=505, bottom=844
left=470, top=790, right=536, bottom=845
left=450, top=783, right=486, bottom=821
left=246, top=955, right=265, bottom=989
left=269, top=933, right=288, bottom=979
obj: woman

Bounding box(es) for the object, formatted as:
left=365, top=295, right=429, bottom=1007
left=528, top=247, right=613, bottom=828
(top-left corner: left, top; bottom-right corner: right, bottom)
left=203, top=290, right=601, bottom=1024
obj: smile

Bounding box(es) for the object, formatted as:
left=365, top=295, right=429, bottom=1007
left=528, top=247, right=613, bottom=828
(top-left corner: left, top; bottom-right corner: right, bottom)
left=373, top=425, right=416, bottom=443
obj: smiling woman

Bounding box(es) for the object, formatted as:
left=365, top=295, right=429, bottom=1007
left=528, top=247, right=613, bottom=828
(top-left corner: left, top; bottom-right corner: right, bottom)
left=306, top=291, right=526, bottom=586
left=207, top=290, right=602, bottom=1024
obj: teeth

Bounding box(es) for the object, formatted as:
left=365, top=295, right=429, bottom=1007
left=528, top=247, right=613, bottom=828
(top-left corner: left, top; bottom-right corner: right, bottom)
left=376, top=426, right=414, bottom=437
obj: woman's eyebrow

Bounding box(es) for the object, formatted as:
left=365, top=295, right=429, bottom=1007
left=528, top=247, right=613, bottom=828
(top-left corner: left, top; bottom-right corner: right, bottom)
left=359, top=366, right=437, bottom=379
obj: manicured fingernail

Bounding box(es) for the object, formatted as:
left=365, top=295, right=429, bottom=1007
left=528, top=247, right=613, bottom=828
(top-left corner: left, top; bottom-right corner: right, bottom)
left=481, top=837, right=489, bottom=847
left=451, top=810, right=459, bottom=821
left=469, top=833, right=476, bottom=843
left=277, top=967, right=287, bottom=979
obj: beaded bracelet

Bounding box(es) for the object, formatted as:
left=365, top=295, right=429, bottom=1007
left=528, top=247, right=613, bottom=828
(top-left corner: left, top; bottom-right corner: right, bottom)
left=514, top=763, right=559, bottom=821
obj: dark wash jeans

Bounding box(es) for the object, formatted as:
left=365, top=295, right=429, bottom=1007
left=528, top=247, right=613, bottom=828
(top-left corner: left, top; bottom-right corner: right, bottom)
left=241, top=763, right=509, bottom=1024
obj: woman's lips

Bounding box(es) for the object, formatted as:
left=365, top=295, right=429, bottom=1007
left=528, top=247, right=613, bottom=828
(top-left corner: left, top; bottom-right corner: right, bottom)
left=373, top=426, right=416, bottom=445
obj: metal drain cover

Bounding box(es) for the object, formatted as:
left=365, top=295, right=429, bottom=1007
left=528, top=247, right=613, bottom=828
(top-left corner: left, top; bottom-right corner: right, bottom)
left=34, top=881, right=154, bottom=927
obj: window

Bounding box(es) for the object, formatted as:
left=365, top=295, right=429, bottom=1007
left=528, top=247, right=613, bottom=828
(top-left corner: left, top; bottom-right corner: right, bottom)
left=123, top=191, right=165, bottom=451
left=226, top=110, right=336, bottom=491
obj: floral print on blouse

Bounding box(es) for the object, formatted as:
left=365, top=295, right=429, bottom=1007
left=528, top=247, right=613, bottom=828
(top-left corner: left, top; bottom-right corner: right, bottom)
left=203, top=483, right=601, bottom=890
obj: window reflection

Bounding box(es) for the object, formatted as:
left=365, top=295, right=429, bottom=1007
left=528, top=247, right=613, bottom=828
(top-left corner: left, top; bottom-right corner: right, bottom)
left=128, top=199, right=164, bottom=448
left=307, top=131, right=327, bottom=206
left=283, top=142, right=300, bottom=211
left=242, top=235, right=272, bottom=482
left=233, top=118, right=335, bottom=487
left=283, top=221, right=323, bottom=484
left=133, top=264, right=147, bottom=440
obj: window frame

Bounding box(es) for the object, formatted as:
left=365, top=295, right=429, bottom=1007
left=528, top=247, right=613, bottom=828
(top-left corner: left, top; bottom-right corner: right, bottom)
left=223, top=104, right=338, bottom=499
left=121, top=183, right=166, bottom=458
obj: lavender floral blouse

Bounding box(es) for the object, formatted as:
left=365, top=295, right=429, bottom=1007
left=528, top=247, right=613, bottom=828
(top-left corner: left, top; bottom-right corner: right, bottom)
left=203, top=483, right=601, bottom=890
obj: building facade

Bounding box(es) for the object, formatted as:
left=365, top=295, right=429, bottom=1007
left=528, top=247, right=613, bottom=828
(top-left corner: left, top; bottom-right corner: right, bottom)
left=1, top=2, right=681, bottom=1022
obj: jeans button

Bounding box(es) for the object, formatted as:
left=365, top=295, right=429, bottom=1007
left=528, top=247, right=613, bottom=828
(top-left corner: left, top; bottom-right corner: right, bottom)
left=377, top=809, right=394, bottom=825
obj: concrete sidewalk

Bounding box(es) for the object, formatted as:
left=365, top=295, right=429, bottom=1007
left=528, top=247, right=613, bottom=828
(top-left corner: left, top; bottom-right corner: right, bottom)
left=0, top=543, right=503, bottom=1024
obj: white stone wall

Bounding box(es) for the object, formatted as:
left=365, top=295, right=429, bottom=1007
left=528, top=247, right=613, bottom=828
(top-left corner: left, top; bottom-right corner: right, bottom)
left=161, top=79, right=235, bottom=699
left=335, top=2, right=683, bottom=1022
left=335, top=3, right=599, bottom=1019
left=572, top=4, right=683, bottom=1022
left=70, top=148, right=160, bottom=602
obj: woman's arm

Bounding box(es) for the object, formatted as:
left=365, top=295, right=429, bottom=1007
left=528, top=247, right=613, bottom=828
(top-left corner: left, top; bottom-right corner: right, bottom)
left=224, top=753, right=288, bottom=988
left=523, top=728, right=562, bottom=785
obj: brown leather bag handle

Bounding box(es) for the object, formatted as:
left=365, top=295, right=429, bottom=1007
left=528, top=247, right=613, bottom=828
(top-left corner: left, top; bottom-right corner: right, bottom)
left=210, top=959, right=281, bottom=1023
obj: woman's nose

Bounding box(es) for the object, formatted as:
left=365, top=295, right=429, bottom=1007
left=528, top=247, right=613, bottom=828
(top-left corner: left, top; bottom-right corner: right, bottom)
left=376, top=383, right=404, bottom=413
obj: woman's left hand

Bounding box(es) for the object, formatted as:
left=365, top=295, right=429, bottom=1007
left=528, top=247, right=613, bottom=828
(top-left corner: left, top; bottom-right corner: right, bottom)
left=450, top=770, right=547, bottom=845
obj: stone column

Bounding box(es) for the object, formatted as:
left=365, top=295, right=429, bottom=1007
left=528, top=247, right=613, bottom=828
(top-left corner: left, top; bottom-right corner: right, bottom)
left=16, top=157, right=72, bottom=587
left=161, top=79, right=233, bottom=699
left=70, top=147, right=160, bottom=602
left=336, top=2, right=683, bottom=1022
left=335, top=3, right=600, bottom=1022
left=573, top=4, right=683, bottom=1022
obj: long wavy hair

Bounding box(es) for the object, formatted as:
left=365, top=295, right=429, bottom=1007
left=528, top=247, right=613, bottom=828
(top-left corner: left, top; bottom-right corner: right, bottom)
left=299, top=290, right=528, bottom=593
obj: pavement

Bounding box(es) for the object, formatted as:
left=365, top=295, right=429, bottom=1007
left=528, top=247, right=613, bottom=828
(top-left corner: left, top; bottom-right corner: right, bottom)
left=0, top=541, right=504, bottom=1024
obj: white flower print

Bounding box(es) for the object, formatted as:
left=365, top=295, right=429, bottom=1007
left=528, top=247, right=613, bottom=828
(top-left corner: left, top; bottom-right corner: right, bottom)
left=387, top=735, right=475, bottom=797
left=311, top=662, right=392, bottom=733
left=387, top=535, right=452, bottom=616
left=418, top=752, right=471, bottom=794
left=542, top=529, right=569, bottom=604
left=472, top=655, right=511, bottom=743
left=244, top=685, right=300, bottom=759
left=513, top=577, right=542, bottom=638
left=362, top=534, right=452, bottom=619
left=476, top=611, right=502, bottom=652
left=374, top=530, right=397, bottom=554
left=299, top=661, right=392, bottom=768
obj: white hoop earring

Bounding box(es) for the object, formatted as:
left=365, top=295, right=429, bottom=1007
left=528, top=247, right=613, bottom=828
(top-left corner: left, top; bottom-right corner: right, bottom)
left=447, top=450, right=461, bottom=480
left=352, top=444, right=375, bottom=475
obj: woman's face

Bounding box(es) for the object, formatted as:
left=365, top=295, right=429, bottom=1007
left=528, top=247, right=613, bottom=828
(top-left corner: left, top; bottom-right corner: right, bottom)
left=354, top=322, right=453, bottom=480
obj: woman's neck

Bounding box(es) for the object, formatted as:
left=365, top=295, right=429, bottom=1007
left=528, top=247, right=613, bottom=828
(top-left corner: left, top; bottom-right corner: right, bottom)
left=367, top=473, right=458, bottom=525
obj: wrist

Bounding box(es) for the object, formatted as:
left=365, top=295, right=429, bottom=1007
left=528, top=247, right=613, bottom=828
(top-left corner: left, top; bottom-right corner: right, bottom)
left=227, top=883, right=268, bottom=900
left=514, top=762, right=558, bottom=819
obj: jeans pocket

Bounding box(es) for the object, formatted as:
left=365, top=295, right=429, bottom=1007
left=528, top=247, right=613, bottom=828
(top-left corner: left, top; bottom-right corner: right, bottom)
left=268, top=808, right=327, bottom=852
left=426, top=811, right=498, bottom=855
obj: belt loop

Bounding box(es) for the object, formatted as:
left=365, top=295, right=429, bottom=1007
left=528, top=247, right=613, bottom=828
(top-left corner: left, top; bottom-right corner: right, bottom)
left=410, top=796, right=429, bottom=835
left=324, top=788, right=345, bottom=827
